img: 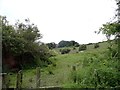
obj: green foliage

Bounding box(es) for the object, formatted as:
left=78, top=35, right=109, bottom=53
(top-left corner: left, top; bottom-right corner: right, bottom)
left=58, top=40, right=71, bottom=48
left=73, top=47, right=76, bottom=50
left=70, top=40, right=80, bottom=47
left=48, top=70, right=54, bottom=75
left=59, top=48, right=71, bottom=54
left=2, top=17, right=41, bottom=55
left=2, top=16, right=51, bottom=70
left=79, top=44, right=87, bottom=51
left=99, top=23, right=120, bottom=39
left=94, top=43, right=99, bottom=48
left=99, top=21, right=120, bottom=52
left=49, top=50, right=58, bottom=57
left=99, top=22, right=120, bottom=70
left=39, top=44, right=50, bottom=60
left=8, top=41, right=120, bottom=88
left=87, top=43, right=93, bottom=45
left=57, top=40, right=79, bottom=48
left=95, top=9, right=120, bottom=87
left=70, top=53, right=120, bottom=88
left=46, top=42, right=56, bottom=49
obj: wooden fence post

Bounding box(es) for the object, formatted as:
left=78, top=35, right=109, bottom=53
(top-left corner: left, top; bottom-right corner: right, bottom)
left=16, top=70, right=23, bottom=89
left=72, top=66, right=77, bottom=83
left=36, top=67, right=41, bottom=88
left=2, top=73, right=9, bottom=89
left=94, top=69, right=98, bottom=88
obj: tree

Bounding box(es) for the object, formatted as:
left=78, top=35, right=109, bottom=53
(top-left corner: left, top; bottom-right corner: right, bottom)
left=46, top=42, right=56, bottom=49
left=79, top=44, right=87, bottom=51
left=57, top=40, right=70, bottom=48
left=99, top=5, right=120, bottom=60
left=57, top=40, right=79, bottom=48
left=98, top=1, right=120, bottom=71
left=2, top=17, right=51, bottom=71
left=2, top=16, right=26, bottom=56
left=70, top=40, right=79, bottom=47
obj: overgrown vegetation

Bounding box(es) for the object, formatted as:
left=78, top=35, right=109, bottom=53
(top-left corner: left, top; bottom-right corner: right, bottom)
left=8, top=41, right=115, bottom=88
left=69, top=50, right=120, bottom=88
left=59, top=48, right=71, bottom=54
left=57, top=40, right=79, bottom=48
left=68, top=1, right=120, bottom=88
left=46, top=42, right=56, bottom=49
left=79, top=44, right=87, bottom=51
left=2, top=1, right=120, bottom=88
left=2, top=17, right=52, bottom=72
left=94, top=43, right=99, bottom=48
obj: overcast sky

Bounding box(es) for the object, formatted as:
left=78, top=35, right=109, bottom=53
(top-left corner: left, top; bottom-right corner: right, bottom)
left=0, top=0, right=117, bottom=44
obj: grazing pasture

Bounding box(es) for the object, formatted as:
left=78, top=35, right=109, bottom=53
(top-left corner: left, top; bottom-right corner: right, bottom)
left=7, top=41, right=120, bottom=88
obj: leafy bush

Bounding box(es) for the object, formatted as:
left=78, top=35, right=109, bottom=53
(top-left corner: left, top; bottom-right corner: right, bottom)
left=46, top=42, right=56, bottom=49
left=2, top=17, right=51, bottom=71
left=79, top=44, right=87, bottom=51
left=94, top=43, right=99, bottom=48
left=73, top=47, right=76, bottom=50
left=48, top=70, right=54, bottom=75
left=70, top=54, right=120, bottom=88
left=60, top=48, right=71, bottom=54
left=74, top=44, right=80, bottom=47
left=87, top=43, right=93, bottom=45
left=57, top=40, right=79, bottom=48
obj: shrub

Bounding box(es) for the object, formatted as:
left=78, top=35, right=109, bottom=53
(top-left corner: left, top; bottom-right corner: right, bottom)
left=87, top=43, right=93, bottom=45
left=69, top=54, right=120, bottom=88
left=49, top=50, right=57, bottom=57
left=94, top=43, right=99, bottom=48
left=60, top=48, right=71, bottom=54
left=48, top=70, right=54, bottom=75
left=73, top=47, right=76, bottom=50
left=52, top=63, right=56, bottom=67
left=76, top=51, right=79, bottom=53
left=29, top=78, right=33, bottom=82
left=79, top=44, right=87, bottom=51
left=74, top=44, right=80, bottom=47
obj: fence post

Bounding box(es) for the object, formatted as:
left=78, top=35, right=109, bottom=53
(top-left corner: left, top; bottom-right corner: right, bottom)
left=0, top=74, right=1, bottom=90
left=94, top=69, right=98, bottom=88
left=36, top=67, right=40, bottom=88
left=2, top=73, right=9, bottom=89
left=72, top=66, right=77, bottom=83
left=16, top=70, right=23, bottom=89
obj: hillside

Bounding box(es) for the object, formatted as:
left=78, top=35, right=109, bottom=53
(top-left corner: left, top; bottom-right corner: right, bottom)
left=8, top=40, right=119, bottom=88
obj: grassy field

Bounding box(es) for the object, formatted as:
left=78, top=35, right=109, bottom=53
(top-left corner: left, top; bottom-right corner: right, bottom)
left=8, top=41, right=112, bottom=88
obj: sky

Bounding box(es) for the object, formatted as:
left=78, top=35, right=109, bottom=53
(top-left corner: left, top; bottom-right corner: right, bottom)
left=0, top=0, right=117, bottom=44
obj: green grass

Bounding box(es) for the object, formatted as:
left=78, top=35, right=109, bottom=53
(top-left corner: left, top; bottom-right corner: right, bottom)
left=8, top=69, right=36, bottom=88
left=8, top=41, right=113, bottom=88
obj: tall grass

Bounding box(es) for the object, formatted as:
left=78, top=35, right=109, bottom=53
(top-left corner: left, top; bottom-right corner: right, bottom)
left=69, top=50, right=120, bottom=88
